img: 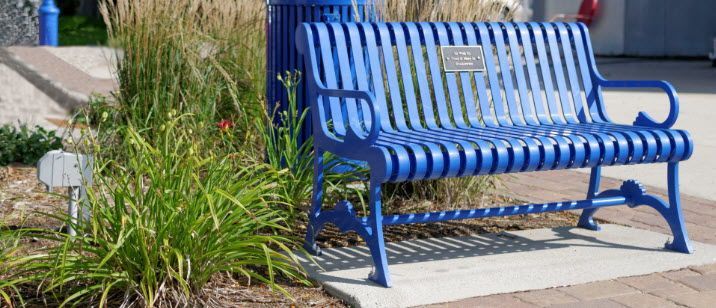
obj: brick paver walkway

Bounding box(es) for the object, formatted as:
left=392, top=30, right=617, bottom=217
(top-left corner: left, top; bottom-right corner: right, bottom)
left=425, top=170, right=716, bottom=308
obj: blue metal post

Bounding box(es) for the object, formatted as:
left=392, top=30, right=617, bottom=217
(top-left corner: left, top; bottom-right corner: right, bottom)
left=266, top=0, right=378, bottom=147
left=38, top=0, right=60, bottom=46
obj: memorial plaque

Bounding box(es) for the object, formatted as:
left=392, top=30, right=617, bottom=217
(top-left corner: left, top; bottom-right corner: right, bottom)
left=441, top=46, right=486, bottom=72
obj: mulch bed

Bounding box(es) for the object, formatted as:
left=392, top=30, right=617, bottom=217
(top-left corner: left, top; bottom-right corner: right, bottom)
left=1, top=165, right=592, bottom=307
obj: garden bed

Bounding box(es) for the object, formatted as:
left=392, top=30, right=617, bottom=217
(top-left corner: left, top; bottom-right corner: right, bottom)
left=1, top=165, right=585, bottom=307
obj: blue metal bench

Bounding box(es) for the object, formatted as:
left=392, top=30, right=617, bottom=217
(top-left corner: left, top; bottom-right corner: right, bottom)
left=296, top=22, right=694, bottom=287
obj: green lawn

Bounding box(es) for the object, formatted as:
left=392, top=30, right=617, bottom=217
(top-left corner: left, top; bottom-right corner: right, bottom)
left=59, top=15, right=107, bottom=46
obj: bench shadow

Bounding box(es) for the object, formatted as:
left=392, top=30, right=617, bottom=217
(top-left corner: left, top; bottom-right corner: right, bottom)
left=302, top=226, right=671, bottom=286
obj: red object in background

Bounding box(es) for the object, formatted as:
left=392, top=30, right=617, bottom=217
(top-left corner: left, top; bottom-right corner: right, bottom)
left=550, top=0, right=600, bottom=27
left=217, top=119, right=234, bottom=132
left=577, top=0, right=600, bottom=26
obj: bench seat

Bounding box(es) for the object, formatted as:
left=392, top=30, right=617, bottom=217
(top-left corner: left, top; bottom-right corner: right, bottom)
left=296, top=21, right=694, bottom=287
left=370, top=124, right=692, bottom=181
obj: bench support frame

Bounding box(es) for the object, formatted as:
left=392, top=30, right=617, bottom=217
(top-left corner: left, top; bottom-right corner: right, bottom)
left=578, top=163, right=692, bottom=253
left=304, top=156, right=693, bottom=287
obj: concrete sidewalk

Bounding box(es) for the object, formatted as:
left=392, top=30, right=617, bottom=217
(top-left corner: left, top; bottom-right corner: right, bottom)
left=0, top=46, right=117, bottom=128
left=301, top=225, right=716, bottom=308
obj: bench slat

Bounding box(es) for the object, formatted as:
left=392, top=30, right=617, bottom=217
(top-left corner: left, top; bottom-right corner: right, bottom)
left=492, top=22, right=527, bottom=126
left=505, top=23, right=540, bottom=126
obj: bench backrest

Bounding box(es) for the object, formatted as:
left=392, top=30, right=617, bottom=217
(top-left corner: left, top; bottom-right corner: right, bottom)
left=297, top=22, right=606, bottom=139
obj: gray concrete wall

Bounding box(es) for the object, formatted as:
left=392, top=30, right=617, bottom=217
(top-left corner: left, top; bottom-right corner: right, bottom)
left=625, top=0, right=716, bottom=57
left=587, top=0, right=626, bottom=56
left=0, top=0, right=41, bottom=47
left=531, top=0, right=716, bottom=57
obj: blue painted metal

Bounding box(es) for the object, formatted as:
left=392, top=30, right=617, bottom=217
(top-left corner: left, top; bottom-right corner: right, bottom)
left=577, top=166, right=602, bottom=230
left=265, top=0, right=378, bottom=147
left=38, top=0, right=60, bottom=46
left=296, top=21, right=695, bottom=287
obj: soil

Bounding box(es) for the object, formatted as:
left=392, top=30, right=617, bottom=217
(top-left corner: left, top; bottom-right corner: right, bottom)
left=1, top=165, right=590, bottom=307
left=0, top=165, right=66, bottom=229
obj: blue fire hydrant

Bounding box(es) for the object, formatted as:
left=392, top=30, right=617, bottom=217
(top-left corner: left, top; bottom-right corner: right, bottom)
left=38, top=0, right=60, bottom=46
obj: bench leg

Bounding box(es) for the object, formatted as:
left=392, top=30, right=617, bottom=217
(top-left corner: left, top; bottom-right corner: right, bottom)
left=366, top=179, right=392, bottom=287
left=662, top=162, right=693, bottom=253
left=303, top=149, right=324, bottom=256
left=578, top=166, right=602, bottom=231
left=577, top=164, right=692, bottom=253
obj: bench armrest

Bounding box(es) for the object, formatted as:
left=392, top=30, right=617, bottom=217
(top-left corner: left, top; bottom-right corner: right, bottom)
left=598, top=79, right=679, bottom=129
left=315, top=86, right=382, bottom=148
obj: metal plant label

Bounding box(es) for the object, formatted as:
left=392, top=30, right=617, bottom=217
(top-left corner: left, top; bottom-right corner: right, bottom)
left=441, top=46, right=486, bottom=72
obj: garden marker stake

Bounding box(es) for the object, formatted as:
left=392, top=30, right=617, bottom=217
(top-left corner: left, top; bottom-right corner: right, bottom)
left=37, top=150, right=93, bottom=236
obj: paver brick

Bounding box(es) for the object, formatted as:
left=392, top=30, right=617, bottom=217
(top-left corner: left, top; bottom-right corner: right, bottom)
left=681, top=212, right=716, bottom=228
left=690, top=263, right=716, bottom=275
left=660, top=269, right=700, bottom=281
left=677, top=273, right=716, bottom=291
left=617, top=274, right=680, bottom=292
left=647, top=283, right=698, bottom=299
left=513, top=289, right=580, bottom=306
left=683, top=201, right=716, bottom=218
left=667, top=290, right=716, bottom=308
left=610, top=293, right=679, bottom=308
left=438, top=294, right=536, bottom=308
left=560, top=280, right=638, bottom=301
left=549, top=298, right=626, bottom=308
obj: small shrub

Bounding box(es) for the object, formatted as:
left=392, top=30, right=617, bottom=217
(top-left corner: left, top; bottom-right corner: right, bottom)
left=10, top=117, right=308, bottom=307
left=0, top=124, right=63, bottom=166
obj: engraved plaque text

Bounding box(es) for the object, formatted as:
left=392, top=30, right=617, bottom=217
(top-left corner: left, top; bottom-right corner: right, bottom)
left=441, top=46, right=486, bottom=72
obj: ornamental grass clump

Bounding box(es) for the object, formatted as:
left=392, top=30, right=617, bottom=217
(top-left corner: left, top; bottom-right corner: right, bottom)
left=7, top=116, right=307, bottom=307
left=373, top=0, right=517, bottom=21
left=99, top=0, right=265, bottom=143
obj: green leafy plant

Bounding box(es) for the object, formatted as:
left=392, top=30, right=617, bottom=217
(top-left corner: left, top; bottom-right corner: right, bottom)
left=257, top=72, right=314, bottom=214
left=10, top=117, right=307, bottom=307
left=257, top=71, right=367, bottom=218
left=0, top=216, right=41, bottom=307
left=0, top=124, right=63, bottom=166
left=0, top=221, right=21, bottom=306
